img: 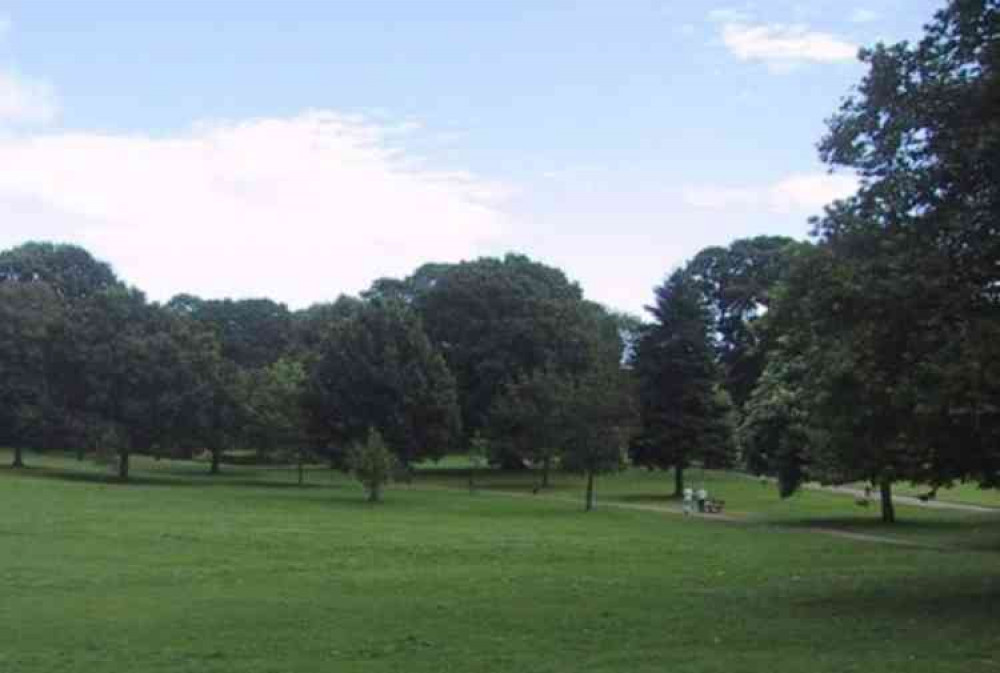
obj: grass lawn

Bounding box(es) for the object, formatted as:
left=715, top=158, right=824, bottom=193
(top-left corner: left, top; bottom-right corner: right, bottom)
left=2, top=449, right=999, bottom=672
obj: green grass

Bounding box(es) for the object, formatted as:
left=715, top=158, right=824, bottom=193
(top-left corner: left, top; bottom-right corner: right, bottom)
left=2, top=450, right=1000, bottom=672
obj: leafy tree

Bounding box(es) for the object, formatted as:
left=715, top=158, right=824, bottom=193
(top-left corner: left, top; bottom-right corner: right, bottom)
left=0, top=242, right=121, bottom=301
left=738, top=347, right=813, bottom=498
left=0, top=281, right=65, bottom=467
left=168, top=296, right=294, bottom=369
left=560, top=365, right=636, bottom=511
left=244, top=358, right=311, bottom=483
left=63, top=289, right=223, bottom=480
left=347, top=428, right=397, bottom=502
left=758, top=0, right=1000, bottom=521
left=686, top=236, right=798, bottom=408
left=486, top=367, right=571, bottom=487
left=632, top=270, right=736, bottom=497
left=393, top=255, right=606, bottom=444
left=468, top=431, right=489, bottom=493
left=306, top=299, right=461, bottom=465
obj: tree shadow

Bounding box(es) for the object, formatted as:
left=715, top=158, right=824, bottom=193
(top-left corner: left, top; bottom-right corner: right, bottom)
left=615, top=493, right=681, bottom=504
left=771, top=515, right=1000, bottom=552
left=798, top=575, right=1000, bottom=624
left=0, top=464, right=334, bottom=490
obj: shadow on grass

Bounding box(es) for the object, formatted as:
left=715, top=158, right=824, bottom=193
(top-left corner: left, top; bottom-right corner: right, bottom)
left=615, top=493, right=682, bottom=505
left=800, top=575, right=1000, bottom=623
left=0, top=464, right=334, bottom=491
left=772, top=515, right=1000, bottom=552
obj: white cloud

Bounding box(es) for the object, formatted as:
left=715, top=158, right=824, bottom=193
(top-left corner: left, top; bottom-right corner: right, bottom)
left=850, top=9, right=879, bottom=24
left=0, top=111, right=509, bottom=306
left=682, top=173, right=858, bottom=214
left=719, top=22, right=858, bottom=69
left=0, top=68, right=58, bottom=124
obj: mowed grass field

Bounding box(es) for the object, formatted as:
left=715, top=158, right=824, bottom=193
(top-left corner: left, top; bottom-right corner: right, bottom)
left=2, top=450, right=999, bottom=673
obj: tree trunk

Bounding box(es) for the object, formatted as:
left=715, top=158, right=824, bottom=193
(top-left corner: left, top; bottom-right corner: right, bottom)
left=879, top=478, right=896, bottom=524
left=542, top=456, right=551, bottom=488
left=674, top=465, right=684, bottom=498
left=76, top=447, right=85, bottom=462
left=118, top=451, right=130, bottom=481
left=297, top=450, right=305, bottom=486
left=11, top=446, right=24, bottom=468
left=209, top=447, right=221, bottom=475
left=585, top=470, right=596, bottom=511
left=368, top=482, right=381, bottom=503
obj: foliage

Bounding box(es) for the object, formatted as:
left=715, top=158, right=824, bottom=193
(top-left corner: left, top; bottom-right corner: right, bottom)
left=756, top=0, right=1000, bottom=521
left=0, top=241, right=121, bottom=301
left=558, top=364, right=637, bottom=510
left=306, top=299, right=461, bottom=465
left=686, top=236, right=799, bottom=408
left=631, top=269, right=736, bottom=495
left=378, top=254, right=625, bottom=448
left=347, top=428, right=397, bottom=502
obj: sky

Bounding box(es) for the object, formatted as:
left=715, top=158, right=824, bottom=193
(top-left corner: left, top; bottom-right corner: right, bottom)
left=0, top=0, right=943, bottom=316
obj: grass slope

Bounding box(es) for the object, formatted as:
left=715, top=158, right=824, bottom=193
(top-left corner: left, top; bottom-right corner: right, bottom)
left=1, top=450, right=999, bottom=672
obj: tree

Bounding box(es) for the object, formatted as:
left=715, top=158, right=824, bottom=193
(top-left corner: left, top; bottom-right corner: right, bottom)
left=468, top=432, right=489, bottom=493
left=632, top=270, right=736, bottom=497
left=0, top=242, right=121, bottom=301
left=168, top=296, right=294, bottom=369
left=63, top=289, right=223, bottom=480
left=306, top=299, right=462, bottom=465
left=757, top=0, right=1000, bottom=521
left=738, top=347, right=814, bottom=498
left=0, top=281, right=65, bottom=467
left=244, top=358, right=310, bottom=483
left=347, top=428, right=397, bottom=502
left=395, top=255, right=605, bottom=444
left=560, top=365, right=636, bottom=511
left=686, top=236, right=798, bottom=408
left=486, top=367, right=571, bottom=487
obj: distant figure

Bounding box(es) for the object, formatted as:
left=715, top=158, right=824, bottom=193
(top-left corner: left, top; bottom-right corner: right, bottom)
left=917, top=488, right=937, bottom=503
left=682, top=487, right=694, bottom=515
left=696, top=487, right=708, bottom=513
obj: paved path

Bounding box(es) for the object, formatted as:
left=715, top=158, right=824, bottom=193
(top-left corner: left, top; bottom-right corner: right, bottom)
left=737, top=473, right=999, bottom=513
left=417, top=484, right=950, bottom=550
left=805, top=483, right=998, bottom=513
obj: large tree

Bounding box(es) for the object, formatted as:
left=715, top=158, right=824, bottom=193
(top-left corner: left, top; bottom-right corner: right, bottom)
left=631, top=269, right=736, bottom=497
left=758, top=0, right=1000, bottom=522
left=0, top=281, right=65, bottom=467
left=306, top=299, right=461, bottom=465
left=380, top=255, right=615, bottom=448
left=168, top=295, right=294, bottom=370
left=0, top=242, right=121, bottom=301
left=686, top=236, right=798, bottom=409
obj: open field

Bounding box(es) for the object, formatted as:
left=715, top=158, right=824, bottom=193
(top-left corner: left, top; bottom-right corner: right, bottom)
left=2, top=450, right=1000, bottom=672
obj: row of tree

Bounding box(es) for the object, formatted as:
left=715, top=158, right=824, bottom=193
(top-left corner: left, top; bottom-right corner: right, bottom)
left=0, top=243, right=636, bottom=504
left=2, top=1, right=996, bottom=517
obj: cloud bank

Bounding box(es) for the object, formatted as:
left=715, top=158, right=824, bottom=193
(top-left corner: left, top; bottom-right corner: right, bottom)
left=682, top=173, right=858, bottom=214
left=0, top=112, right=509, bottom=306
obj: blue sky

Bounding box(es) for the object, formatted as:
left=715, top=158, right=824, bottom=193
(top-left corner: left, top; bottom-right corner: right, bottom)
left=0, top=1, right=942, bottom=315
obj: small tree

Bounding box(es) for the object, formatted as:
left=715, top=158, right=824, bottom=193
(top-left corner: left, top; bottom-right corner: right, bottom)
left=347, top=429, right=397, bottom=503
left=561, top=366, right=636, bottom=511
left=468, top=431, right=489, bottom=493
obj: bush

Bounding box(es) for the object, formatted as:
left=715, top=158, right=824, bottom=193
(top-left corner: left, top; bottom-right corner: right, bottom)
left=347, top=429, right=397, bottom=502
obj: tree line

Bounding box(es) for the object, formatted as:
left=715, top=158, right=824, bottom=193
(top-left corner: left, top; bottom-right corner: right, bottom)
left=2, top=1, right=997, bottom=518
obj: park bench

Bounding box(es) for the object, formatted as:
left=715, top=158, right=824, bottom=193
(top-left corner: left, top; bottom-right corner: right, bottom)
left=704, top=498, right=725, bottom=514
